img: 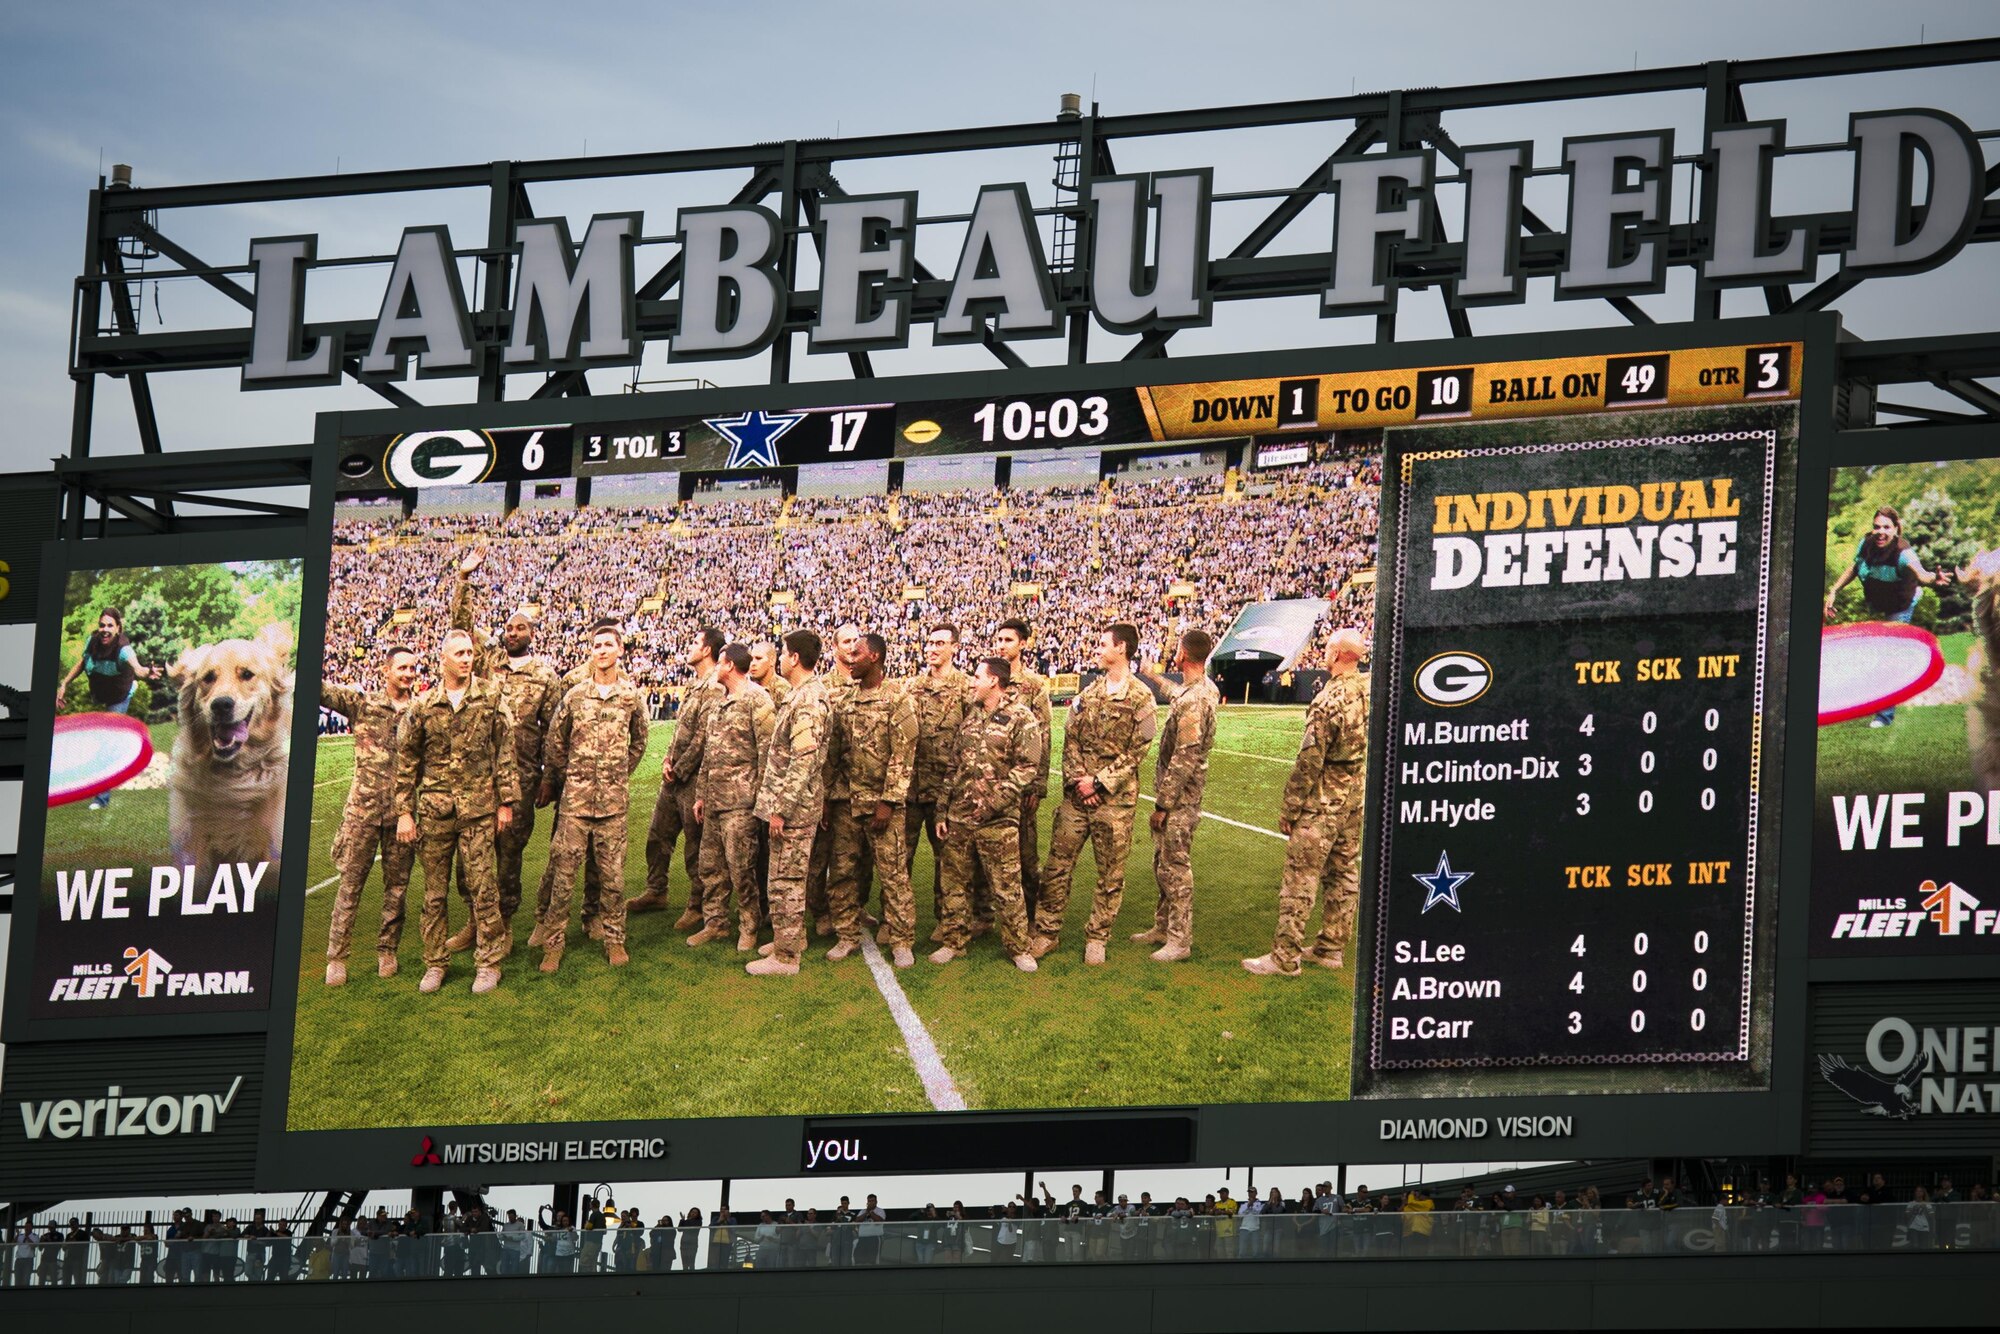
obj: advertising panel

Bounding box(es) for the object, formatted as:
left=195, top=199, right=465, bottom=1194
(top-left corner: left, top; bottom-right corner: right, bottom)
left=0, top=1035, right=264, bottom=1196
left=1808, top=981, right=2000, bottom=1157
left=1811, top=455, right=2000, bottom=958
left=13, top=552, right=305, bottom=1022
left=258, top=327, right=1810, bottom=1184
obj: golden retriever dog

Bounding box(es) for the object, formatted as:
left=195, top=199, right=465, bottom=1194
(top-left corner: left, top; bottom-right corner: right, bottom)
left=1962, top=549, right=2000, bottom=793
left=168, top=622, right=294, bottom=881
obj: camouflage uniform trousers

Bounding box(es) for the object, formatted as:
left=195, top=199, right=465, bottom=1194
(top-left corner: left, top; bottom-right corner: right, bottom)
left=936, top=821, right=1032, bottom=957
left=326, top=815, right=417, bottom=960
left=824, top=800, right=912, bottom=949
left=536, top=815, right=606, bottom=930
left=538, top=810, right=628, bottom=955
left=418, top=816, right=507, bottom=970
left=1148, top=804, right=1203, bottom=950
left=1270, top=803, right=1362, bottom=969
left=972, top=789, right=1042, bottom=925
left=696, top=809, right=763, bottom=938
left=643, top=778, right=702, bottom=910
left=1035, top=794, right=1138, bottom=944
left=809, top=816, right=874, bottom=924
left=456, top=800, right=535, bottom=922
left=764, top=826, right=815, bottom=965
left=904, top=801, right=946, bottom=918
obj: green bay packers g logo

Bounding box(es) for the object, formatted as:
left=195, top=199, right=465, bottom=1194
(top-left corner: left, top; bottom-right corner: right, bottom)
left=383, top=430, right=497, bottom=488
left=1414, top=651, right=1491, bottom=707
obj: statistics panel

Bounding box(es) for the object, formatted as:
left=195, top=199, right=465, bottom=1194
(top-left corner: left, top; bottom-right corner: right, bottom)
left=1360, top=401, right=1795, bottom=1092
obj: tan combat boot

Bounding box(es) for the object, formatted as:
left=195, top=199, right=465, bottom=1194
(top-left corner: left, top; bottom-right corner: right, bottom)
left=324, top=960, right=347, bottom=987
left=1150, top=942, right=1191, bottom=963
left=671, top=907, right=704, bottom=931
left=928, top=946, right=960, bottom=965
left=377, top=952, right=399, bottom=978
left=1011, top=954, right=1039, bottom=973
left=527, top=923, right=547, bottom=948
left=605, top=943, right=630, bottom=967
left=1028, top=935, right=1058, bottom=960
left=418, top=967, right=447, bottom=994
left=825, top=939, right=859, bottom=961
left=1241, top=953, right=1300, bottom=977
left=891, top=946, right=915, bottom=968
left=625, top=892, right=670, bottom=915
left=1306, top=949, right=1344, bottom=970
left=1130, top=927, right=1166, bottom=945
left=745, top=955, right=799, bottom=976
left=445, top=924, right=475, bottom=953
left=685, top=926, right=726, bottom=947
left=736, top=930, right=759, bottom=952
left=472, top=966, right=502, bottom=994
left=1083, top=941, right=1107, bottom=966
left=539, top=947, right=563, bottom=975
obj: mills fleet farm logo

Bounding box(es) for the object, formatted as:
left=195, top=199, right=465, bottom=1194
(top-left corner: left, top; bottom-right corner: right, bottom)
left=1827, top=878, right=1994, bottom=943
left=44, top=945, right=252, bottom=1004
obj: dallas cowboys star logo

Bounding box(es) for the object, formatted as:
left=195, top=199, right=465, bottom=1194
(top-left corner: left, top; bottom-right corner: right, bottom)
left=1413, top=851, right=1472, bottom=914
left=707, top=409, right=805, bottom=470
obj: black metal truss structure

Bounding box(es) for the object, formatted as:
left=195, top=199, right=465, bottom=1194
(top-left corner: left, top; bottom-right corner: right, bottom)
left=52, top=37, right=2000, bottom=537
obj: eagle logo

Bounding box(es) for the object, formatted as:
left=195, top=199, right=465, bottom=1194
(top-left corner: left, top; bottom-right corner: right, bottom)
left=1817, top=1049, right=1930, bottom=1119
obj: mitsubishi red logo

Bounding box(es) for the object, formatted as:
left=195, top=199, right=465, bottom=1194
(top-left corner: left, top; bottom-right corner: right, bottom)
left=411, top=1134, right=442, bottom=1166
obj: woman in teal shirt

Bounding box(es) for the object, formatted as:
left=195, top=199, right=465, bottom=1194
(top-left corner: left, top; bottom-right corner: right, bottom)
left=1823, top=505, right=1953, bottom=726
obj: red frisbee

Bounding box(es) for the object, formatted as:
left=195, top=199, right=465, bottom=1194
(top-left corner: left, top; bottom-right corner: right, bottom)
left=49, top=712, right=154, bottom=806
left=1818, top=621, right=1945, bottom=726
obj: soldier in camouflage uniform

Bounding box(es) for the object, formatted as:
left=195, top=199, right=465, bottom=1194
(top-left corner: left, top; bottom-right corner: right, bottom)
left=1135, top=629, right=1220, bottom=963
left=823, top=632, right=918, bottom=965
left=806, top=623, right=863, bottom=934
left=631, top=628, right=725, bottom=927
left=976, top=617, right=1051, bottom=928
left=1245, top=627, right=1369, bottom=977
left=320, top=645, right=420, bottom=985
left=749, top=630, right=830, bottom=976
left=905, top=623, right=972, bottom=938
left=690, top=644, right=776, bottom=949
left=450, top=552, right=562, bottom=949
left=930, top=657, right=1042, bottom=972
left=748, top=639, right=791, bottom=708
left=531, top=654, right=613, bottom=949
left=746, top=638, right=790, bottom=921
left=395, top=629, right=521, bottom=995
left=535, top=622, right=648, bottom=972
left=1033, top=623, right=1157, bottom=964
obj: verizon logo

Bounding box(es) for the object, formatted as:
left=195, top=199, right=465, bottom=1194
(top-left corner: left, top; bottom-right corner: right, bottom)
left=17, top=1076, right=245, bottom=1140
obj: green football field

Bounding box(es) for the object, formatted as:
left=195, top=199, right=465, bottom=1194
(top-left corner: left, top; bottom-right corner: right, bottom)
left=284, top=704, right=1357, bottom=1130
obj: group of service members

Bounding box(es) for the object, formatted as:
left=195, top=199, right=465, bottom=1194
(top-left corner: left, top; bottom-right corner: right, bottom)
left=319, top=552, right=1369, bottom=995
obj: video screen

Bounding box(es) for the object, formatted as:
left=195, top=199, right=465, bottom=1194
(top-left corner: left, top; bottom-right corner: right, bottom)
left=284, top=344, right=1799, bottom=1137
left=1812, top=455, right=2000, bottom=957
left=30, top=558, right=304, bottom=1018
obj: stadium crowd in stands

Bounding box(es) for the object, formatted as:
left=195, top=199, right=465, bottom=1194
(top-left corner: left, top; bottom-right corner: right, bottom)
left=322, top=447, right=1381, bottom=695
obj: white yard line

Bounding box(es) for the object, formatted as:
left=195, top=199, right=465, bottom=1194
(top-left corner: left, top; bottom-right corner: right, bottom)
left=1210, top=746, right=1294, bottom=765
left=306, top=853, right=376, bottom=896
left=857, top=935, right=967, bottom=1112
left=1138, top=793, right=1287, bottom=842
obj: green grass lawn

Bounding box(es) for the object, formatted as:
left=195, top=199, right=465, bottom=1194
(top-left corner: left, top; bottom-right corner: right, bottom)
left=39, top=720, right=180, bottom=876
left=284, top=705, right=1349, bottom=1129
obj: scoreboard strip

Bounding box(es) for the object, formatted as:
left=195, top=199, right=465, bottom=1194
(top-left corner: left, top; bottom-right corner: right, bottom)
left=1136, top=343, right=1802, bottom=439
